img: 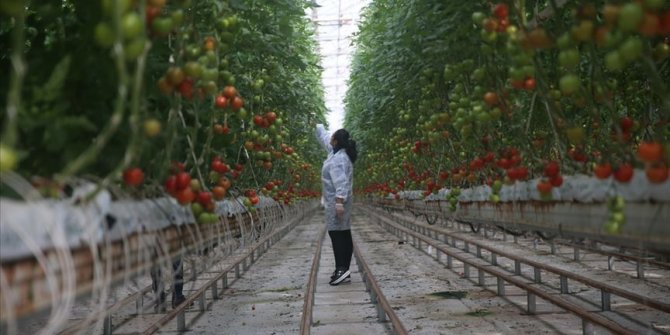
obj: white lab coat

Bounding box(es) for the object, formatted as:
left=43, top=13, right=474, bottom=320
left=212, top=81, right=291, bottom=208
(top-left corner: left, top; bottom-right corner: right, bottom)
left=316, top=124, right=353, bottom=231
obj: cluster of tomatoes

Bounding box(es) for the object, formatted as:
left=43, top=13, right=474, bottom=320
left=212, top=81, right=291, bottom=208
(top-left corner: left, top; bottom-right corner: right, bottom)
left=536, top=161, right=564, bottom=198
left=158, top=160, right=237, bottom=223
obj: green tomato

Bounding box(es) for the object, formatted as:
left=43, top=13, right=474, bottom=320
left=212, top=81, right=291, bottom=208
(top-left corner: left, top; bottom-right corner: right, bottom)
left=124, top=37, right=145, bottom=60
left=618, top=37, right=642, bottom=62
left=605, top=51, right=624, bottom=72
left=654, top=42, right=670, bottom=62
left=558, top=49, right=580, bottom=69
left=171, top=9, right=185, bottom=26
left=102, top=0, right=132, bottom=16
left=121, top=12, right=143, bottom=40
left=471, top=12, right=486, bottom=25
left=0, top=143, right=18, bottom=172
left=556, top=32, right=573, bottom=49
left=94, top=22, right=115, bottom=48
left=184, top=61, right=202, bottom=78
left=618, top=3, right=643, bottom=32
left=238, top=108, right=248, bottom=119
left=151, top=17, right=174, bottom=35
left=603, top=221, right=621, bottom=234
left=559, top=74, right=580, bottom=95
left=191, top=202, right=204, bottom=216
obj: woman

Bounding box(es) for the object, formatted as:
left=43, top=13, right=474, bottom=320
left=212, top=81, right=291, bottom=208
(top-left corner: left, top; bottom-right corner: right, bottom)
left=315, top=124, right=357, bottom=285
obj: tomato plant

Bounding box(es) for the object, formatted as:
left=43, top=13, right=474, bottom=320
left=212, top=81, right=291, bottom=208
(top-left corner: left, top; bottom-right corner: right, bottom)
left=1, top=0, right=328, bottom=208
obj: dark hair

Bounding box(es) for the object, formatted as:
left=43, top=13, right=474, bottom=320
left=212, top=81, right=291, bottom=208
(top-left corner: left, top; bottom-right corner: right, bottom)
left=332, top=129, right=358, bottom=163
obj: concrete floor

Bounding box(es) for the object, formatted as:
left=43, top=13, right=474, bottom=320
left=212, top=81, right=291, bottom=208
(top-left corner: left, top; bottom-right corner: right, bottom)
left=148, top=208, right=656, bottom=334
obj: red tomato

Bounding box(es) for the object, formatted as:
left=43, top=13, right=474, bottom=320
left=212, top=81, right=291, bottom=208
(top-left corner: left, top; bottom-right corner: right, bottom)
left=524, top=77, right=536, bottom=90
left=265, top=111, right=277, bottom=123
left=215, top=95, right=228, bottom=109
left=637, top=141, right=663, bottom=162
left=222, top=86, right=237, bottom=99
left=253, top=115, right=264, bottom=126
left=231, top=96, right=244, bottom=110
left=218, top=176, right=232, bottom=189
left=176, top=187, right=195, bottom=205
left=493, top=3, right=509, bottom=19
left=483, top=91, right=499, bottom=106
left=646, top=164, right=669, bottom=183
left=197, top=191, right=213, bottom=206
left=536, top=180, right=553, bottom=194
left=614, top=164, right=634, bottom=183
left=164, top=175, right=177, bottom=194
left=544, top=161, right=560, bottom=178
left=619, top=116, right=634, bottom=132
left=212, top=186, right=226, bottom=200
left=549, top=175, right=563, bottom=187
left=213, top=124, right=225, bottom=134
left=594, top=163, right=613, bottom=179
left=176, top=172, right=191, bottom=190
left=123, top=167, right=144, bottom=186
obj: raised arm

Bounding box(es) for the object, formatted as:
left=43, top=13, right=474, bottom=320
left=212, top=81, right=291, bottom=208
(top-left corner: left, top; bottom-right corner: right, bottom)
left=315, top=124, right=332, bottom=153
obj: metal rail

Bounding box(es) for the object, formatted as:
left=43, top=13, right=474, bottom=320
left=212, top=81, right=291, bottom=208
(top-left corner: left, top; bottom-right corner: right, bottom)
left=376, top=207, right=670, bottom=314
left=141, top=206, right=313, bottom=334
left=35, top=203, right=312, bottom=335
left=299, top=225, right=327, bottom=335
left=352, top=239, right=408, bottom=335
left=379, top=199, right=670, bottom=278
left=367, top=206, right=651, bottom=335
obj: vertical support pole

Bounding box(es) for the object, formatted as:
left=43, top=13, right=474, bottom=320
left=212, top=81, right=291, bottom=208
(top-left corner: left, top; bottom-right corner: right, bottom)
left=637, top=260, right=645, bottom=279
left=476, top=245, right=482, bottom=258
left=560, top=275, right=568, bottom=294
left=223, top=273, right=228, bottom=288
left=377, top=303, right=386, bottom=322
left=447, top=254, right=453, bottom=269
left=464, top=242, right=469, bottom=253
left=515, top=260, right=521, bottom=275
left=550, top=242, right=556, bottom=255
left=235, top=264, right=241, bottom=279
left=601, top=291, right=611, bottom=311
left=136, top=295, right=143, bottom=314
left=608, top=256, right=615, bottom=271
left=491, top=253, right=497, bottom=266
left=527, top=293, right=536, bottom=315
left=497, top=277, right=505, bottom=296
left=464, top=263, right=470, bottom=278
left=177, top=310, right=186, bottom=332
left=199, top=294, right=205, bottom=311
left=190, top=260, right=197, bottom=281
left=503, top=232, right=507, bottom=242
left=103, top=315, right=112, bottom=335
left=212, top=283, right=219, bottom=300
left=534, top=268, right=541, bottom=283
left=478, top=269, right=485, bottom=286
left=573, top=247, right=580, bottom=261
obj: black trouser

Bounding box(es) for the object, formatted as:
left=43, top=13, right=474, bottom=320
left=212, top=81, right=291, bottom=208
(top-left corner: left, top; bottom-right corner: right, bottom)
left=150, top=258, right=184, bottom=302
left=328, top=230, right=353, bottom=271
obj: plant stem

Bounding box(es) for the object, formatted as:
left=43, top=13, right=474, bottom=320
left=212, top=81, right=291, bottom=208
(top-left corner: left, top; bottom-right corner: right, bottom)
left=60, top=2, right=130, bottom=180
left=2, top=9, right=27, bottom=147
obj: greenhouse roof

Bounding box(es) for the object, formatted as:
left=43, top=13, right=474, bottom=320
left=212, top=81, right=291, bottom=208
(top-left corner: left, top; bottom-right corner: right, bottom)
left=310, top=0, right=369, bottom=130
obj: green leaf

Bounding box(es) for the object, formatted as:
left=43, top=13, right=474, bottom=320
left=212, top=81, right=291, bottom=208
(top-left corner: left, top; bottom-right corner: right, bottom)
left=34, top=55, right=71, bottom=103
